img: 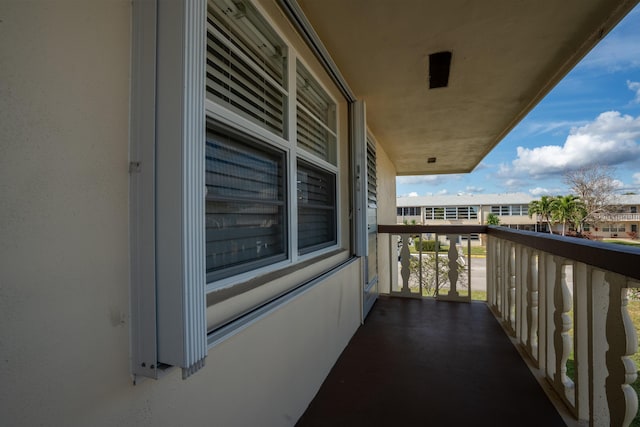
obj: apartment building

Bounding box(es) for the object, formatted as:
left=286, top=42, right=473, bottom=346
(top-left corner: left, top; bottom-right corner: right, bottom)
left=3, top=0, right=638, bottom=425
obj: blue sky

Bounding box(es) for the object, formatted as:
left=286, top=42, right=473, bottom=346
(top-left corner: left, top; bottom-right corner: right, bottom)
left=397, top=5, right=640, bottom=198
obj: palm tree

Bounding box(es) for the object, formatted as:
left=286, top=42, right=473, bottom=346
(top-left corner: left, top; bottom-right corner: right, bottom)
left=486, top=213, right=500, bottom=225
left=551, top=195, right=582, bottom=236
left=528, top=196, right=555, bottom=234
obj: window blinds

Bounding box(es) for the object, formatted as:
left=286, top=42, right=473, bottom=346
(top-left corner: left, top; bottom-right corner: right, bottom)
left=297, top=159, right=336, bottom=253
left=296, top=61, right=337, bottom=165
left=207, top=1, right=287, bottom=137
left=206, top=127, right=287, bottom=281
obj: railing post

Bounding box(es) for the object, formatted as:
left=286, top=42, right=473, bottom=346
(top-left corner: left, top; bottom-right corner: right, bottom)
left=551, top=257, right=575, bottom=407
left=516, top=244, right=525, bottom=343
left=506, top=242, right=516, bottom=334
left=528, top=250, right=539, bottom=365
left=603, top=273, right=638, bottom=427
left=399, top=234, right=412, bottom=295
left=436, top=234, right=469, bottom=302
left=574, top=262, right=589, bottom=421
left=544, top=253, right=556, bottom=380
left=537, top=250, right=547, bottom=373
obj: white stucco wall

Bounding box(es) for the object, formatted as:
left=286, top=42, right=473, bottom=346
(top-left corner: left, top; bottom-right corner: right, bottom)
left=0, top=1, right=363, bottom=426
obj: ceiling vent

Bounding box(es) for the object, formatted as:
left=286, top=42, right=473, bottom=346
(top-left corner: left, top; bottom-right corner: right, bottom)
left=429, top=51, right=452, bottom=89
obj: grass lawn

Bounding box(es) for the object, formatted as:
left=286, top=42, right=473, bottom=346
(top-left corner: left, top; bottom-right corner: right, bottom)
left=603, top=239, right=640, bottom=247
left=408, top=244, right=487, bottom=257
left=471, top=290, right=487, bottom=301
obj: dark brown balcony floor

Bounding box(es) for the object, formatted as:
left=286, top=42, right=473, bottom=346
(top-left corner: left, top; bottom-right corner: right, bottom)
left=297, top=296, right=565, bottom=427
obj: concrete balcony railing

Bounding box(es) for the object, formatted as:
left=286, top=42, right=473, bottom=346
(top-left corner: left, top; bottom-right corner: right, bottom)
left=593, top=213, right=640, bottom=222
left=378, top=224, right=640, bottom=427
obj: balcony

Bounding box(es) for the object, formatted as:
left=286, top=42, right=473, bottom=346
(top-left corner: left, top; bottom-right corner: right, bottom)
left=593, top=213, right=640, bottom=222
left=301, top=225, right=640, bottom=427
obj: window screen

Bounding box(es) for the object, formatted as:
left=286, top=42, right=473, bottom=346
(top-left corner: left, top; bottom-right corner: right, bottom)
left=297, top=159, right=336, bottom=254
left=206, top=126, right=287, bottom=280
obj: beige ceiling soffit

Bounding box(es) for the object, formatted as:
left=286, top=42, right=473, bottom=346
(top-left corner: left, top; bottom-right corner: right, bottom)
left=276, top=0, right=356, bottom=102
left=478, top=0, right=640, bottom=163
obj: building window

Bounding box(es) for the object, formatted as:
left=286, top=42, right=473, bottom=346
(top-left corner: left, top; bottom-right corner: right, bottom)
left=398, top=207, right=420, bottom=216
left=132, top=0, right=345, bottom=379
left=207, top=0, right=338, bottom=277
left=491, top=205, right=526, bottom=216
left=297, top=159, right=336, bottom=254
left=206, top=0, right=287, bottom=137
left=205, top=126, right=287, bottom=281
left=296, top=61, right=337, bottom=165
left=445, top=207, right=457, bottom=219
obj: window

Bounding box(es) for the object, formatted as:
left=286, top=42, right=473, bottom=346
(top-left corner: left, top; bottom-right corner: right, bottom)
left=206, top=0, right=339, bottom=273
left=445, top=207, right=457, bottom=219
left=470, top=206, right=478, bottom=219
left=398, top=207, right=420, bottom=216
left=297, top=159, right=336, bottom=254
left=491, top=205, right=525, bottom=216
left=205, top=126, right=287, bottom=281
left=132, top=0, right=344, bottom=380
left=296, top=61, right=337, bottom=165
left=296, top=61, right=338, bottom=253
left=206, top=0, right=287, bottom=137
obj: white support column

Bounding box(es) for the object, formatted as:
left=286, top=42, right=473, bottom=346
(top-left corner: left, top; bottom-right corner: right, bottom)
left=436, top=234, right=469, bottom=302
left=538, top=250, right=546, bottom=372
left=604, top=273, right=638, bottom=427
left=508, top=243, right=517, bottom=334
left=544, top=253, right=556, bottom=380
left=551, top=257, right=575, bottom=408
left=399, top=234, right=412, bottom=295
left=591, top=269, right=609, bottom=427
left=527, top=250, right=539, bottom=364
left=516, top=244, right=525, bottom=344
left=574, top=262, right=589, bottom=421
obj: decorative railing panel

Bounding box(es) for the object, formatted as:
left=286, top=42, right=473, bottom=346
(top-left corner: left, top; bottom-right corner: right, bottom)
left=488, top=228, right=640, bottom=427
left=378, top=224, right=640, bottom=427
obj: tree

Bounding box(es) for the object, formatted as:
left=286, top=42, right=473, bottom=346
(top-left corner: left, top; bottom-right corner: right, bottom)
left=486, top=213, right=500, bottom=225
left=563, top=164, right=619, bottom=231
left=550, top=195, right=583, bottom=236
left=528, top=196, right=555, bottom=234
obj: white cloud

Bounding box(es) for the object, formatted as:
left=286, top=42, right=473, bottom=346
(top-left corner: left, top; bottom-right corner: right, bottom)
left=407, top=192, right=418, bottom=197
left=612, top=179, right=625, bottom=189
left=465, top=186, right=484, bottom=194
left=628, top=80, right=640, bottom=103
left=634, top=173, right=640, bottom=185
left=525, top=120, right=589, bottom=136
left=437, top=189, right=448, bottom=195
left=506, top=112, right=640, bottom=177
left=396, top=175, right=441, bottom=185
left=579, top=20, right=640, bottom=73
left=503, top=179, right=523, bottom=189
left=529, top=187, right=562, bottom=196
